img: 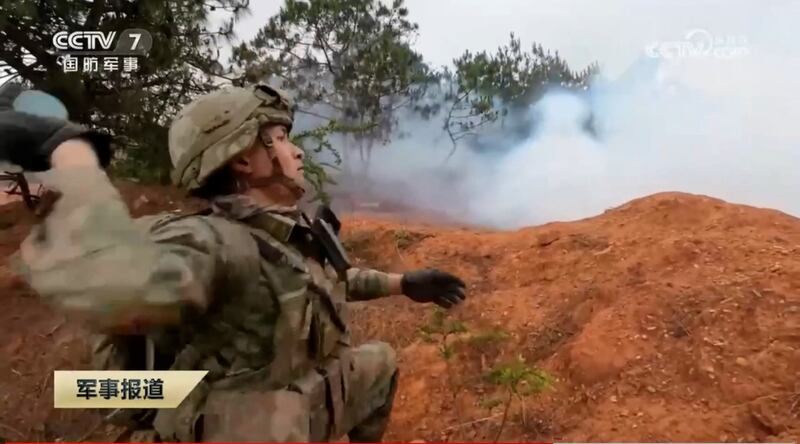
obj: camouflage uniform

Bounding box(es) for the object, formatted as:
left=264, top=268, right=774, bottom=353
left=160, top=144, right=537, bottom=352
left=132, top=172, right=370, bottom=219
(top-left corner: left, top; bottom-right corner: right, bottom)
left=15, top=85, right=401, bottom=442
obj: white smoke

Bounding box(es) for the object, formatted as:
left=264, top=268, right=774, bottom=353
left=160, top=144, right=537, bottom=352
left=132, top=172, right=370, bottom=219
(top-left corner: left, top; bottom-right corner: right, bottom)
left=321, top=24, right=800, bottom=229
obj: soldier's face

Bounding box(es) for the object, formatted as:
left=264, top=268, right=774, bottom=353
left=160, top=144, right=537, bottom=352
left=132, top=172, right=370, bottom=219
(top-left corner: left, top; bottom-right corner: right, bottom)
left=233, top=124, right=306, bottom=195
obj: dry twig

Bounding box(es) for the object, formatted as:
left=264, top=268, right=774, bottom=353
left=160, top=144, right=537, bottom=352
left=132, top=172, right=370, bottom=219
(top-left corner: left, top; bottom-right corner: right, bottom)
left=443, top=413, right=504, bottom=431
left=0, top=422, right=26, bottom=440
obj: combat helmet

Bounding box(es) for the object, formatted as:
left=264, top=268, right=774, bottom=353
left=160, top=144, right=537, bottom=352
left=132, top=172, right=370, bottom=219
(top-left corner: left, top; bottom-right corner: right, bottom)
left=169, top=84, right=295, bottom=190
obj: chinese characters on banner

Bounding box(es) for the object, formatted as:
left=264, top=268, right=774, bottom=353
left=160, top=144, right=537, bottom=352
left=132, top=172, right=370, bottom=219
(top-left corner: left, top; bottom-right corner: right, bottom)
left=53, top=370, right=207, bottom=408
left=76, top=377, right=164, bottom=400
left=60, top=55, right=139, bottom=73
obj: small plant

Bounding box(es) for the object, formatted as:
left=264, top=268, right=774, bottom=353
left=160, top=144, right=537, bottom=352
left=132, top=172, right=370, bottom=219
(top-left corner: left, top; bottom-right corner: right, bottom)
left=418, top=329, right=436, bottom=344
left=486, top=356, right=553, bottom=393
left=479, top=396, right=504, bottom=410
left=485, top=355, right=554, bottom=442
left=468, top=328, right=510, bottom=346
left=393, top=229, right=413, bottom=249
left=393, top=229, right=431, bottom=250
left=417, top=307, right=469, bottom=413
left=419, top=307, right=468, bottom=360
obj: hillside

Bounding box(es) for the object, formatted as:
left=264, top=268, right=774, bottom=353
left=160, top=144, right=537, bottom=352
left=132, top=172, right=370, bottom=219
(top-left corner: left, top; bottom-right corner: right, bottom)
left=0, top=186, right=798, bottom=442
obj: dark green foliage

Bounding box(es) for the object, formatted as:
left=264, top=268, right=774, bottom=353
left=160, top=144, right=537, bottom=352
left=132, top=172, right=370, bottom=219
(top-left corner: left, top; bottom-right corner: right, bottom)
left=232, top=0, right=436, bottom=168
left=0, top=0, right=249, bottom=183
left=443, top=33, right=598, bottom=153
left=292, top=118, right=376, bottom=202
left=232, top=0, right=432, bottom=122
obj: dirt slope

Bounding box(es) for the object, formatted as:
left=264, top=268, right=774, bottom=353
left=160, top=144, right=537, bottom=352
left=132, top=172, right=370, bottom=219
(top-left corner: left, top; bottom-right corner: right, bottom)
left=1, top=187, right=798, bottom=442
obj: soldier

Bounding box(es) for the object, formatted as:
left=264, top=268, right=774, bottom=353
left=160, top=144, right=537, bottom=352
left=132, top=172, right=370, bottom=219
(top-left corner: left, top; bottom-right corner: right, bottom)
left=0, top=84, right=466, bottom=442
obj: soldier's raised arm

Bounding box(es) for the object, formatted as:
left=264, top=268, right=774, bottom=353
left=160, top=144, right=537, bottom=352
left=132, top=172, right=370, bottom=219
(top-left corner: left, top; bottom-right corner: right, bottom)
left=0, top=83, right=245, bottom=334
left=14, top=139, right=244, bottom=333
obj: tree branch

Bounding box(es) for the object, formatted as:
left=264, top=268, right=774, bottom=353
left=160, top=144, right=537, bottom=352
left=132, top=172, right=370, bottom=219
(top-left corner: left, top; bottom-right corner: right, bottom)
left=312, top=22, right=336, bottom=75
left=296, top=107, right=335, bottom=120
left=0, top=45, right=42, bottom=83
left=2, top=19, right=57, bottom=70
left=85, top=0, right=108, bottom=30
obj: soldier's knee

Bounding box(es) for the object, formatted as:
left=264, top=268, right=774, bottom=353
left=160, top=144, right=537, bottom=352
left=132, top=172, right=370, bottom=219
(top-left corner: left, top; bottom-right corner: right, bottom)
left=360, top=340, right=397, bottom=373
left=375, top=341, right=397, bottom=370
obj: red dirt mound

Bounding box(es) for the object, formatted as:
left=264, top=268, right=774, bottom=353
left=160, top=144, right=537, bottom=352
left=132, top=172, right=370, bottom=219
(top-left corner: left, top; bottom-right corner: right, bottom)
left=0, top=188, right=798, bottom=442
left=344, top=192, right=800, bottom=442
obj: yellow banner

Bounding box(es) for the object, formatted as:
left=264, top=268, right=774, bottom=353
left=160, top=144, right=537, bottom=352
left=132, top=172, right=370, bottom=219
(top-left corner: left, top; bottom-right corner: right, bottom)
left=53, top=370, right=208, bottom=409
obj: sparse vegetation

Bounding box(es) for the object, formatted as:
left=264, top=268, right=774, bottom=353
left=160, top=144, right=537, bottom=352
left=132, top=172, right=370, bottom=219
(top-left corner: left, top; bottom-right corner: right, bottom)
left=394, top=229, right=414, bottom=250
left=485, top=355, right=555, bottom=442
left=468, top=327, right=510, bottom=346
left=417, top=310, right=555, bottom=441
left=392, top=229, right=433, bottom=250
left=418, top=307, right=468, bottom=359
left=417, top=306, right=470, bottom=417
left=479, top=395, right=505, bottom=410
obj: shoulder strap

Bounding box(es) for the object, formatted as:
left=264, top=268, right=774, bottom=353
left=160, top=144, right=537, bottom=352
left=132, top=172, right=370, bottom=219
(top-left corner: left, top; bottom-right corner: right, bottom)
left=248, top=228, right=308, bottom=273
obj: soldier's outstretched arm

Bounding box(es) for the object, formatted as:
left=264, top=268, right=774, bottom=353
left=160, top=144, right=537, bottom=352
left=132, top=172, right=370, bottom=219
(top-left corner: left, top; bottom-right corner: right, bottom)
left=345, top=268, right=403, bottom=301
left=346, top=267, right=467, bottom=309
left=15, top=139, right=245, bottom=333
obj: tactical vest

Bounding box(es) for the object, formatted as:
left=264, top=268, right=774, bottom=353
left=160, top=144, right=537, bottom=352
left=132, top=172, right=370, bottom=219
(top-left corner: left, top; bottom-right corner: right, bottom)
left=92, top=211, right=351, bottom=439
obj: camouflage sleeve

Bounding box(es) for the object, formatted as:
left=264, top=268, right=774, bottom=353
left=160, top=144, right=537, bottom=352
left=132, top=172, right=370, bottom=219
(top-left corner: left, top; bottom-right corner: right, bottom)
left=13, top=167, right=255, bottom=333
left=346, top=268, right=393, bottom=301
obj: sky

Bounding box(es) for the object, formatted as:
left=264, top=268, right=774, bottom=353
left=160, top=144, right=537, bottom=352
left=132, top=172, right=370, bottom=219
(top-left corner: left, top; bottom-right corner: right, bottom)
left=225, top=0, right=781, bottom=76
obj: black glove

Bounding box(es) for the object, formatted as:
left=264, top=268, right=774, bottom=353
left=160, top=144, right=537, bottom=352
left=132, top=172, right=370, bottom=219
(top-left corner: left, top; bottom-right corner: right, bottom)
left=0, top=83, right=111, bottom=171
left=401, top=268, right=467, bottom=309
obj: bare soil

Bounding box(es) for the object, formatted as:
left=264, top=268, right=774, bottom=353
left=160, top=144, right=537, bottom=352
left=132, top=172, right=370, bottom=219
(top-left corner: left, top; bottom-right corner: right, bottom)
left=1, top=185, right=798, bottom=442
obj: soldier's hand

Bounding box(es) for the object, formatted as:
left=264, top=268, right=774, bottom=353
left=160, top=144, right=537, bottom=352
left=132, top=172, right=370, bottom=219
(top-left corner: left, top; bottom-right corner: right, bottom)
left=0, top=83, right=111, bottom=171
left=401, top=269, right=466, bottom=309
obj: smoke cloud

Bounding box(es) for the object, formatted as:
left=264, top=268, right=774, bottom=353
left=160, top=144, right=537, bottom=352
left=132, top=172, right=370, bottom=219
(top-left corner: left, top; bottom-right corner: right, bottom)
left=320, top=25, right=800, bottom=230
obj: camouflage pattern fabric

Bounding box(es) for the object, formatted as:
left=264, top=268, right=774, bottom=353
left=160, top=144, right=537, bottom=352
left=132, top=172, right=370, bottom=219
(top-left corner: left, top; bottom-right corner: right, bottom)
left=196, top=341, right=397, bottom=442
left=15, top=166, right=398, bottom=442
left=341, top=341, right=399, bottom=442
